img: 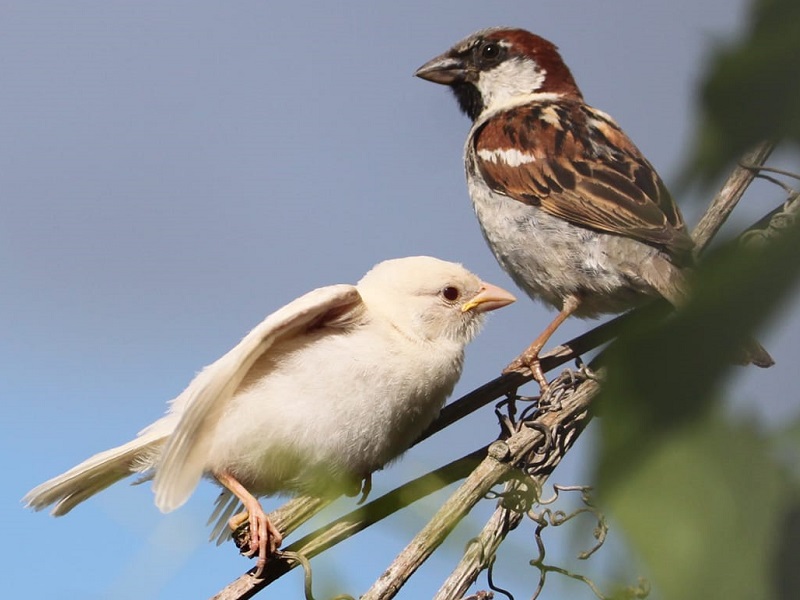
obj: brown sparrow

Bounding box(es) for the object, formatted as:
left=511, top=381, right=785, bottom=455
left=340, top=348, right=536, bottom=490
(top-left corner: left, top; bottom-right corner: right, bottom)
left=23, top=256, right=515, bottom=576
left=415, top=27, right=773, bottom=388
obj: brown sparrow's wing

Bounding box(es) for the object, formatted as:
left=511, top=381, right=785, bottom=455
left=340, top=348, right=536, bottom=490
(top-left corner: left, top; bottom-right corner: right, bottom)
left=471, top=102, right=694, bottom=263
left=153, top=284, right=366, bottom=512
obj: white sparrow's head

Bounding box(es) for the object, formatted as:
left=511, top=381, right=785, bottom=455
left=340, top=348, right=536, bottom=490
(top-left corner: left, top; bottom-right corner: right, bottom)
left=415, top=27, right=582, bottom=121
left=357, top=256, right=515, bottom=344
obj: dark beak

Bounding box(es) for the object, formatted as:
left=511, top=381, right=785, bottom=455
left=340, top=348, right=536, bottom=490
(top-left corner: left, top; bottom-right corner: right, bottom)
left=414, top=53, right=469, bottom=85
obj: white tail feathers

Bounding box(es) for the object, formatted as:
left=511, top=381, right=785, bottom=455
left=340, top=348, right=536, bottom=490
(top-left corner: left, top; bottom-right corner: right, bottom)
left=22, top=431, right=167, bottom=516
left=207, top=490, right=241, bottom=545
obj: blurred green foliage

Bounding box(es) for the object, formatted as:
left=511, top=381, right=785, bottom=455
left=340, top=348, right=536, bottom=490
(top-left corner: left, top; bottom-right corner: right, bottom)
left=599, top=223, right=800, bottom=484
left=688, top=0, right=800, bottom=181
left=594, top=1, right=800, bottom=591
left=596, top=218, right=800, bottom=599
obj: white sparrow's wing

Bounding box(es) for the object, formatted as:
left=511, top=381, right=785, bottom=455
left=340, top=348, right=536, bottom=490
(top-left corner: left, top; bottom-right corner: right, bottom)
left=153, top=284, right=365, bottom=512
left=471, top=101, right=694, bottom=263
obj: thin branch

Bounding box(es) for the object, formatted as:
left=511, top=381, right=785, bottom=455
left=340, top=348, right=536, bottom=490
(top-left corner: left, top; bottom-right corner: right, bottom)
left=739, top=185, right=800, bottom=249
left=433, top=483, right=524, bottom=600
left=691, top=141, right=774, bottom=251
left=268, top=496, right=335, bottom=540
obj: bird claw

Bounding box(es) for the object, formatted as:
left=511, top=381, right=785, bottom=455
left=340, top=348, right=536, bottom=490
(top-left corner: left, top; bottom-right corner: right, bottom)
left=356, top=473, right=372, bottom=505
left=229, top=509, right=283, bottom=578
left=503, top=353, right=550, bottom=393
left=502, top=356, right=531, bottom=376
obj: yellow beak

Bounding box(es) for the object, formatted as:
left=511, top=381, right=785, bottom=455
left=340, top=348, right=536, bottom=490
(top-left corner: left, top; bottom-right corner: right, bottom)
left=462, top=282, right=516, bottom=313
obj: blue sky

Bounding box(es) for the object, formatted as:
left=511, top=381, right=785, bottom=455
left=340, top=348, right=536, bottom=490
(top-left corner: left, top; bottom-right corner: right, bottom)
left=3, top=2, right=798, bottom=598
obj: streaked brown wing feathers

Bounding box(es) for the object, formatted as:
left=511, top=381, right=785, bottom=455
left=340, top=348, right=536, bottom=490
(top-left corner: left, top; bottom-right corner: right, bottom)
left=472, top=102, right=693, bottom=261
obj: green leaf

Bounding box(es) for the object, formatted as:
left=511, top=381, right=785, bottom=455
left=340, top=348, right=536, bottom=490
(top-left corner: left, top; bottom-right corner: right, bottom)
left=602, top=416, right=789, bottom=600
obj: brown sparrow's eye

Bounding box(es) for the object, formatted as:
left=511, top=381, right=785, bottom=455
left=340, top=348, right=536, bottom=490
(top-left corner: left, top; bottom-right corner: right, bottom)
left=481, top=42, right=500, bottom=59
left=474, top=41, right=504, bottom=69
left=442, top=286, right=461, bottom=302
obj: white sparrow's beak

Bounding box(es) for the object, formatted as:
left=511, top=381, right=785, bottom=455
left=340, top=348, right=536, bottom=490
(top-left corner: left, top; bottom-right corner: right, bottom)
left=462, top=282, right=516, bottom=314
left=415, top=54, right=470, bottom=85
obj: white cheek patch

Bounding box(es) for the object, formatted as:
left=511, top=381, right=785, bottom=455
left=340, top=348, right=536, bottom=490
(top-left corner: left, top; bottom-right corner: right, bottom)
left=478, top=147, right=537, bottom=167
left=476, top=58, right=546, bottom=113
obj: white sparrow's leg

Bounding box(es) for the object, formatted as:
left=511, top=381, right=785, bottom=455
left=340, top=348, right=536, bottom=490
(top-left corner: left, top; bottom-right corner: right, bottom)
left=504, top=295, right=581, bottom=390
left=216, top=471, right=282, bottom=578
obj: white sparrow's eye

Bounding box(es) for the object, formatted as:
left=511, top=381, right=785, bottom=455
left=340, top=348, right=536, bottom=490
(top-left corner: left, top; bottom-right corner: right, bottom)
left=441, top=286, right=461, bottom=302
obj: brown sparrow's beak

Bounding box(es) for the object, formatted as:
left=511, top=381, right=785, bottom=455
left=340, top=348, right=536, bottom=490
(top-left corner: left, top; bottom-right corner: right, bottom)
left=462, top=282, right=516, bottom=314
left=415, top=53, right=469, bottom=85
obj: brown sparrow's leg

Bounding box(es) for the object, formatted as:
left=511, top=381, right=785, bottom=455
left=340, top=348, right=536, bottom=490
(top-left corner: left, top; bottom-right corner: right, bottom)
left=504, top=295, right=581, bottom=390
left=216, top=471, right=282, bottom=578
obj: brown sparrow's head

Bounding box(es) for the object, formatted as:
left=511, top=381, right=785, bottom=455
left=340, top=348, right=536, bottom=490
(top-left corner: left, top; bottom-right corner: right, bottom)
left=415, top=27, right=582, bottom=121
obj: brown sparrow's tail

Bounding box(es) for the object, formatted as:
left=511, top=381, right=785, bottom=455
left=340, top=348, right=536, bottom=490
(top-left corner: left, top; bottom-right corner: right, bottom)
left=642, top=255, right=775, bottom=368
left=737, top=338, right=775, bottom=368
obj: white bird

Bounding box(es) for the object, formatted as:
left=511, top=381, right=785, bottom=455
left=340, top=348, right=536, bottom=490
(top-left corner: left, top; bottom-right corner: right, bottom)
left=23, top=256, right=515, bottom=575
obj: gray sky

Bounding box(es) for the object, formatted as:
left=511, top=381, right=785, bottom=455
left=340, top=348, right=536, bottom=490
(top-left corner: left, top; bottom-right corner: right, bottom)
left=4, top=2, right=798, bottom=598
